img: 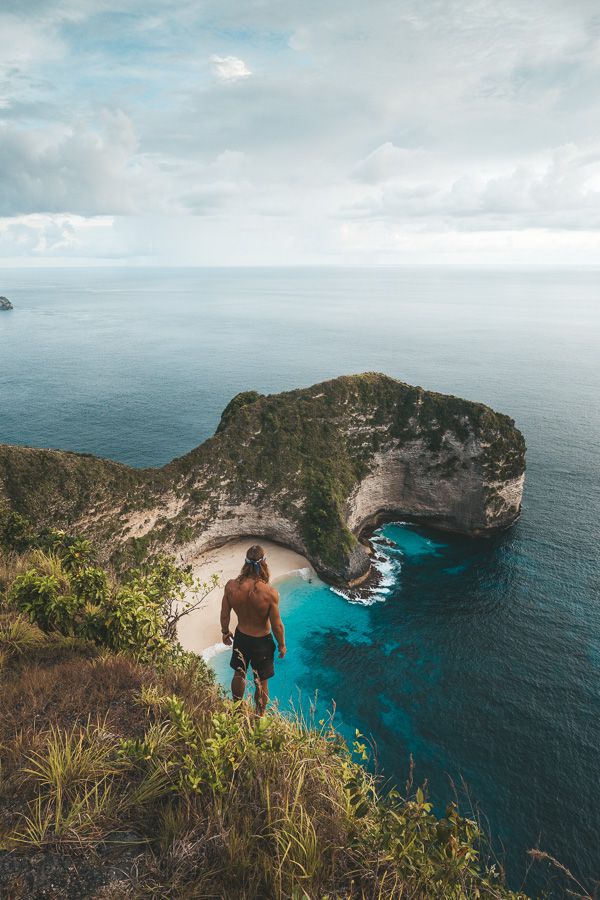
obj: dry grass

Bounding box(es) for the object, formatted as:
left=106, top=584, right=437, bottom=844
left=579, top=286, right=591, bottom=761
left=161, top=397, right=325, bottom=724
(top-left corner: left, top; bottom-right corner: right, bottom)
left=0, top=607, right=533, bottom=899
left=0, top=551, right=32, bottom=596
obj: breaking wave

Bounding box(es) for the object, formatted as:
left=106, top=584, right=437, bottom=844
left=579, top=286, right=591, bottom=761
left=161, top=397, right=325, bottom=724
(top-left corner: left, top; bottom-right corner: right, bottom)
left=201, top=641, right=228, bottom=661
left=330, top=527, right=403, bottom=606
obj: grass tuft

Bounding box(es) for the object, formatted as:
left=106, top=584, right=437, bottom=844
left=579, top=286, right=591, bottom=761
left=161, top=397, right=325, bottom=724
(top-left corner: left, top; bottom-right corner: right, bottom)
left=0, top=614, right=46, bottom=660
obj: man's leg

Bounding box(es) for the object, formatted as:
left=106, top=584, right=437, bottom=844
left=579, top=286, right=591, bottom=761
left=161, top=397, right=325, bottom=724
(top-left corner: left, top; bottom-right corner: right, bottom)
left=231, top=669, right=246, bottom=701
left=254, top=676, right=269, bottom=716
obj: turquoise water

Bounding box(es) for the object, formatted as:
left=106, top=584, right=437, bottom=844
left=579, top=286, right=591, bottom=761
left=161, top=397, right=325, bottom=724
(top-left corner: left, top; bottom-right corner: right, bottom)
left=212, top=517, right=600, bottom=896
left=1, top=266, right=599, bottom=894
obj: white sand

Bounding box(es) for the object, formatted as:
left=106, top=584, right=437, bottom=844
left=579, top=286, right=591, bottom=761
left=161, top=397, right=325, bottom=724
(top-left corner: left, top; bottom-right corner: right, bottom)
left=176, top=538, right=313, bottom=657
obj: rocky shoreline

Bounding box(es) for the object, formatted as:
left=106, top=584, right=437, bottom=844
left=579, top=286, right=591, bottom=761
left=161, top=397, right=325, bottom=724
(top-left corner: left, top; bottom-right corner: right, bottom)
left=0, top=296, right=14, bottom=310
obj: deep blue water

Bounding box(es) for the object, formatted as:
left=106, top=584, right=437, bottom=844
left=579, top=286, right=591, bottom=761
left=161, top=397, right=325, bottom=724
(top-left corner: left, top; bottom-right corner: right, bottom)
left=1, top=266, right=599, bottom=895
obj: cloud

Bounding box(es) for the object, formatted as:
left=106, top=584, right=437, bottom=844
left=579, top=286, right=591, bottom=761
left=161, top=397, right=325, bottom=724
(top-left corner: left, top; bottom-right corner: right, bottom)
left=351, top=144, right=431, bottom=184
left=0, top=11, right=64, bottom=72
left=1, top=0, right=600, bottom=263
left=0, top=213, right=112, bottom=257
left=209, top=55, right=252, bottom=82
left=345, top=143, right=600, bottom=231
left=181, top=180, right=252, bottom=214
left=0, top=110, right=167, bottom=216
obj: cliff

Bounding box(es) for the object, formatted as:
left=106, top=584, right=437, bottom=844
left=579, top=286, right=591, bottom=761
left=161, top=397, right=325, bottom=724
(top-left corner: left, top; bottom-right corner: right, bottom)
left=0, top=373, right=526, bottom=584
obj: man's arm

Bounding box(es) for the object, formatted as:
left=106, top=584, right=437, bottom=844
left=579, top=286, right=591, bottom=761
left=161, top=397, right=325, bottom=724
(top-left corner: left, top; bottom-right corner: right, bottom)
left=220, top=583, right=233, bottom=645
left=268, top=589, right=286, bottom=658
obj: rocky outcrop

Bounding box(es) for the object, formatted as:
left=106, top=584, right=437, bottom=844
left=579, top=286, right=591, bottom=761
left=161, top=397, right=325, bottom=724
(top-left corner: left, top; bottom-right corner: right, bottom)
left=0, top=296, right=13, bottom=310
left=0, top=373, right=526, bottom=585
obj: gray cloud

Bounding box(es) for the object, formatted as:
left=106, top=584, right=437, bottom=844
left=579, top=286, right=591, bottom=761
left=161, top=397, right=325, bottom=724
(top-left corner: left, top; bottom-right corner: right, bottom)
left=0, top=110, right=168, bottom=216
left=346, top=143, right=600, bottom=231
left=0, top=214, right=82, bottom=257
left=1, top=0, right=600, bottom=262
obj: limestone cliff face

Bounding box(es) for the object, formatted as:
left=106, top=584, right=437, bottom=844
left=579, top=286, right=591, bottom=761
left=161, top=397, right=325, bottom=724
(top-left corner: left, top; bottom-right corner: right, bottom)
left=0, top=373, right=526, bottom=585
left=347, top=441, right=524, bottom=537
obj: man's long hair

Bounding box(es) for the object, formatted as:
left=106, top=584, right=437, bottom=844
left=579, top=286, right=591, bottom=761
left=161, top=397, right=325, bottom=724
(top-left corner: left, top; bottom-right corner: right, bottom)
left=237, top=544, right=270, bottom=583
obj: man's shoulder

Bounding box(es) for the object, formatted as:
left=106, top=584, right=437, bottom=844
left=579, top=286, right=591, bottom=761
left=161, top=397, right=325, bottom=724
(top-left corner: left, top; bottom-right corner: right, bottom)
left=264, top=582, right=279, bottom=602
left=224, top=578, right=239, bottom=594
left=249, top=580, right=278, bottom=600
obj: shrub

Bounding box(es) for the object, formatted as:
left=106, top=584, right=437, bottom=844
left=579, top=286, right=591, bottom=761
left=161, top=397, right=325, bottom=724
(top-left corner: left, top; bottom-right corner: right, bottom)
left=52, top=536, right=96, bottom=573
left=70, top=566, right=109, bottom=604
left=105, top=585, right=170, bottom=657
left=3, top=523, right=217, bottom=665
left=0, top=508, right=38, bottom=553
left=9, top=569, right=79, bottom=635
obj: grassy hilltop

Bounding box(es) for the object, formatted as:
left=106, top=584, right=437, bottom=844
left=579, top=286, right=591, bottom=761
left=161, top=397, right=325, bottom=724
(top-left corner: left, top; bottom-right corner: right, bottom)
left=0, top=509, right=533, bottom=899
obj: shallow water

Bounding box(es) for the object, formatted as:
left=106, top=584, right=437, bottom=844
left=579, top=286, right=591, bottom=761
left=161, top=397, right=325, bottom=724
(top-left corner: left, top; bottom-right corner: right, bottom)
left=1, top=266, right=599, bottom=894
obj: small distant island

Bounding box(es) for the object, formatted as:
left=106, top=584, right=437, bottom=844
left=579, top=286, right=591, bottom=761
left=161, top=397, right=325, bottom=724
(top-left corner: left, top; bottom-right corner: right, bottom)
left=0, top=296, right=13, bottom=310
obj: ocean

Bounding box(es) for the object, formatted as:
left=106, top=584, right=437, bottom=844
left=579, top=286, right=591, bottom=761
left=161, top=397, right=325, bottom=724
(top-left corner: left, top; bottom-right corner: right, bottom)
left=1, top=266, right=599, bottom=895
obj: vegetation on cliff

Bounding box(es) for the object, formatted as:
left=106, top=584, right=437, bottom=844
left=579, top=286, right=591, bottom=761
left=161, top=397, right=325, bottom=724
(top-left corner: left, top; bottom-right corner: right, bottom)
left=0, top=509, right=533, bottom=899
left=0, top=373, right=526, bottom=582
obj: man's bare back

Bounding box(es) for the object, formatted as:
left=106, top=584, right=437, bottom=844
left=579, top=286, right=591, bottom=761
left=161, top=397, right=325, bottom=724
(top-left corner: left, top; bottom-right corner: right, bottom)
left=224, top=576, right=279, bottom=637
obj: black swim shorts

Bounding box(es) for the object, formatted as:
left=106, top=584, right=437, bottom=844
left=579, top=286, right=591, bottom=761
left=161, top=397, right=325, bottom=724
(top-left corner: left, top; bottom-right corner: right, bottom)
left=229, top=628, right=276, bottom=681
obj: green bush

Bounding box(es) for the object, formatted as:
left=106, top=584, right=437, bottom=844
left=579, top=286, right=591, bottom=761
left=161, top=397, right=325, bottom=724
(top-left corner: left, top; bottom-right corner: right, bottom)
left=9, top=570, right=79, bottom=635
left=0, top=508, right=38, bottom=553
left=8, top=563, right=180, bottom=661
left=105, top=585, right=170, bottom=656
left=3, top=519, right=215, bottom=665
left=48, top=535, right=96, bottom=573
left=70, top=566, right=109, bottom=603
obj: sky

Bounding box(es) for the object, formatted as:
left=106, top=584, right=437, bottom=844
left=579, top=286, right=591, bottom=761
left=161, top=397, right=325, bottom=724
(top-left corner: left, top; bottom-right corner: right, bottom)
left=1, top=0, right=600, bottom=265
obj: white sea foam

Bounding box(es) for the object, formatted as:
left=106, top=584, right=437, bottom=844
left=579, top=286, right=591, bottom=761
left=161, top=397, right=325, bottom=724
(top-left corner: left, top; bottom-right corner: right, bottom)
left=330, top=586, right=353, bottom=601
left=274, top=566, right=315, bottom=586
left=330, top=586, right=381, bottom=606
left=348, top=593, right=386, bottom=607
left=201, top=641, right=228, bottom=661
left=289, top=566, right=313, bottom=581
left=329, top=549, right=401, bottom=606
left=371, top=532, right=405, bottom=556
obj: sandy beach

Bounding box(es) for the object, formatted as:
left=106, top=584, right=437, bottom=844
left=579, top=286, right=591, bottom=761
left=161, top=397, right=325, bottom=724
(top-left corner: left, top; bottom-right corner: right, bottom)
left=177, top=538, right=313, bottom=657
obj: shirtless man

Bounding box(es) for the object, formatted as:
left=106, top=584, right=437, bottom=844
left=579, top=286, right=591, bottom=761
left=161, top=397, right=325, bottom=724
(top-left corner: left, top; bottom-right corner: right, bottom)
left=220, top=544, right=286, bottom=715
